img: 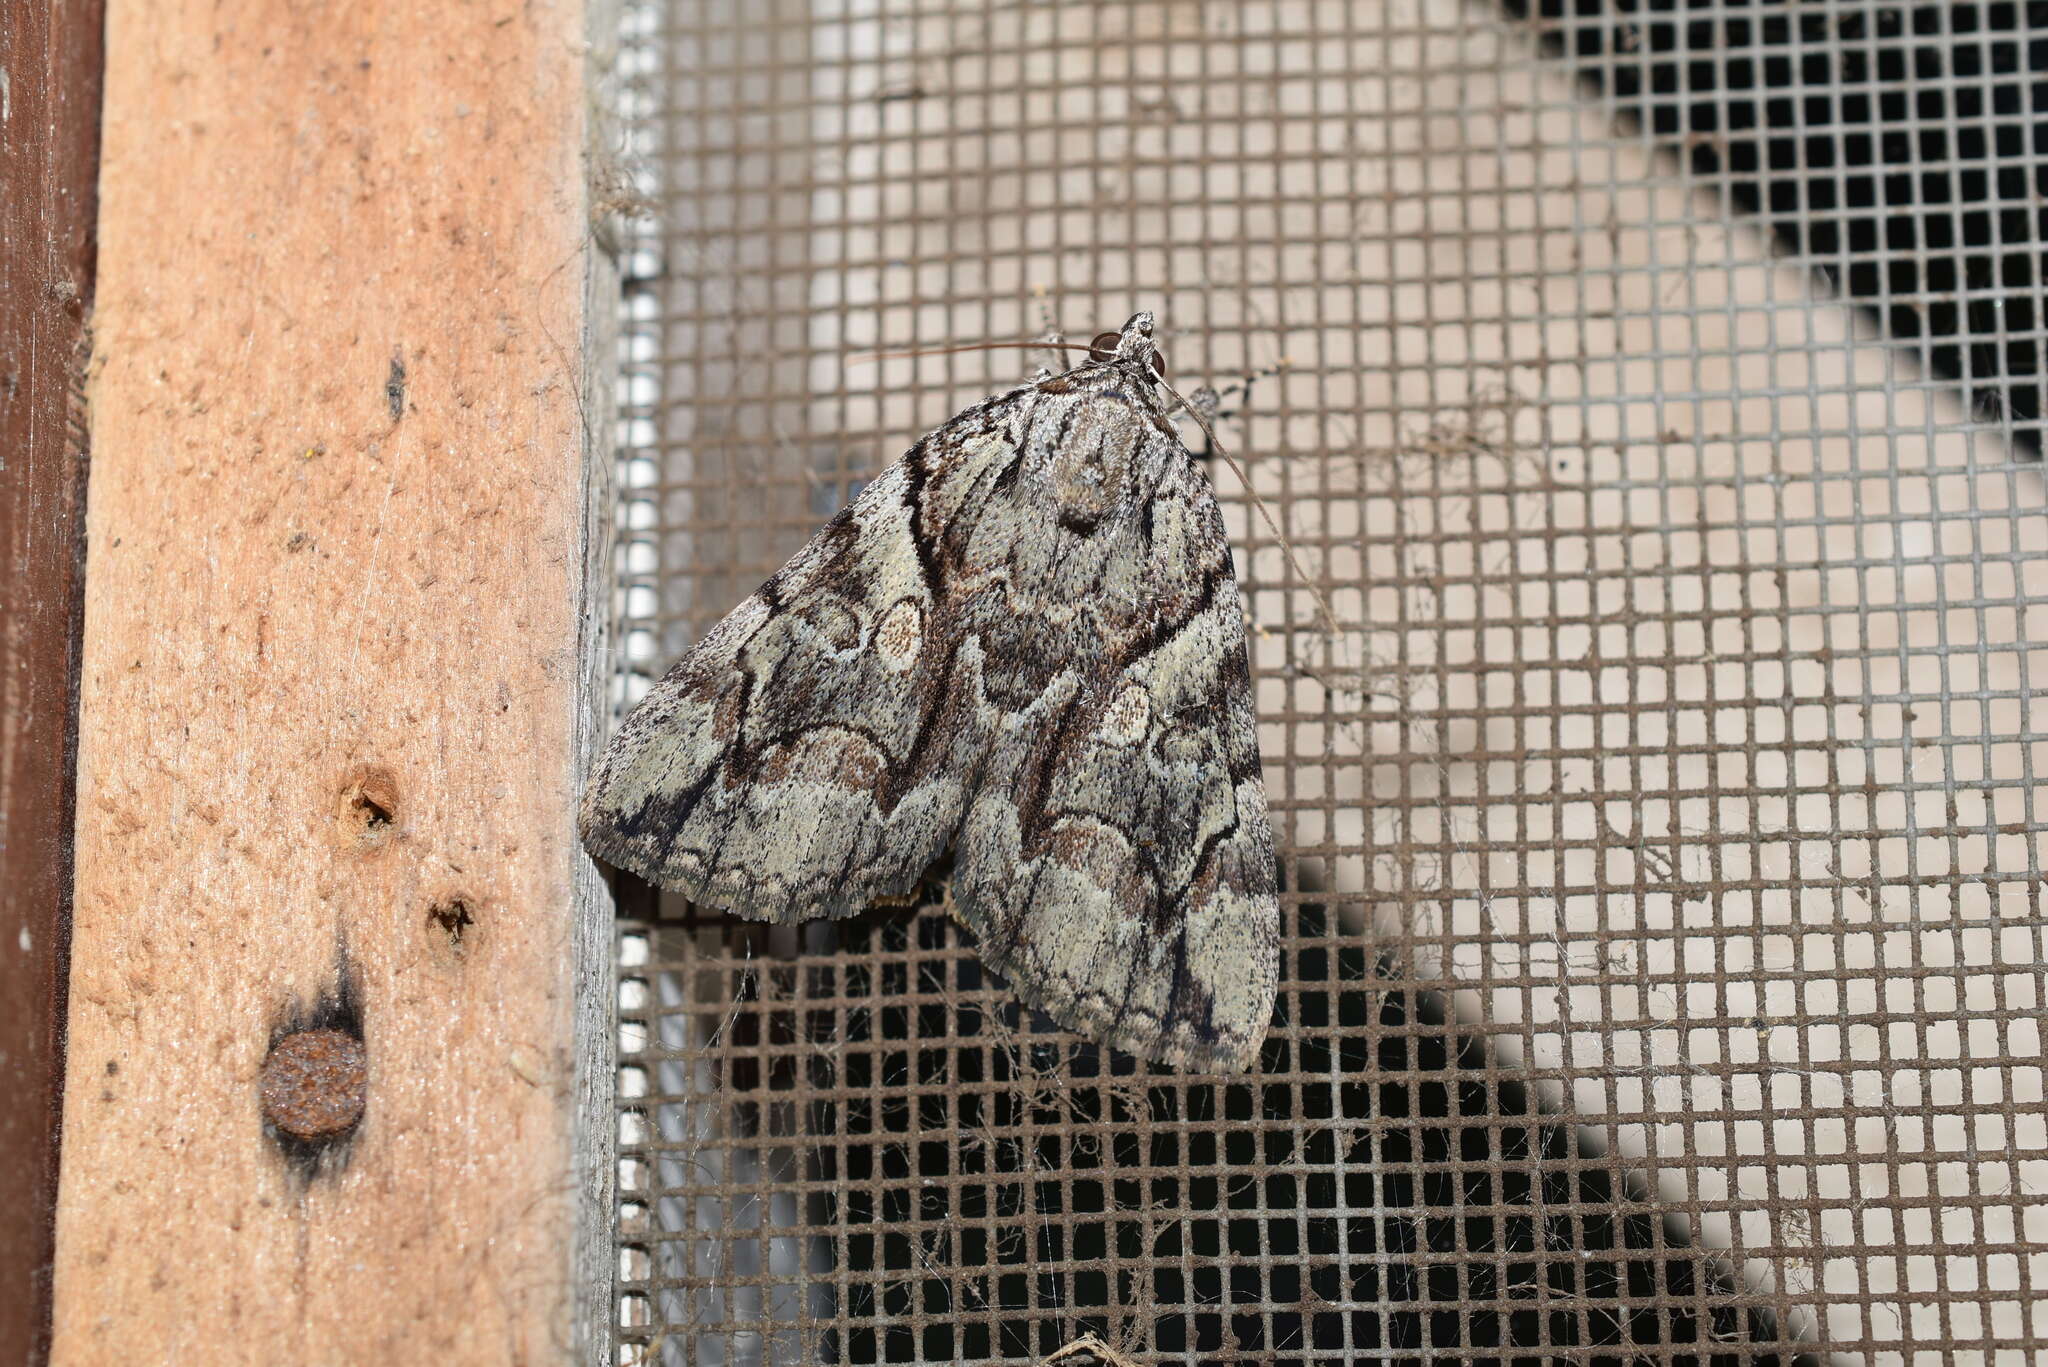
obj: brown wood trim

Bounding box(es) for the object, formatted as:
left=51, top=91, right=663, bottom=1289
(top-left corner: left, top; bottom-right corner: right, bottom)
left=0, top=0, right=105, bottom=1362
left=49, top=0, right=613, bottom=1358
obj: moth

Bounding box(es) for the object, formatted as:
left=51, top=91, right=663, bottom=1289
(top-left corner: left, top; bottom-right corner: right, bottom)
left=580, top=313, right=1279, bottom=1071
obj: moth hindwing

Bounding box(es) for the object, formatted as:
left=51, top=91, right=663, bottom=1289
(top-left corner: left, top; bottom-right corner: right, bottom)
left=581, top=312, right=1279, bottom=1072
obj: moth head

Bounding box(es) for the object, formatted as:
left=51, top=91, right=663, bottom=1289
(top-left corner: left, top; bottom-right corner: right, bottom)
left=1086, top=312, right=1167, bottom=382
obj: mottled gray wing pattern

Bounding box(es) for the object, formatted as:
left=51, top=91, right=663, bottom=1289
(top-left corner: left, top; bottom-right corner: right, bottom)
left=580, top=313, right=1279, bottom=1071
left=578, top=438, right=986, bottom=923
left=945, top=437, right=1278, bottom=1074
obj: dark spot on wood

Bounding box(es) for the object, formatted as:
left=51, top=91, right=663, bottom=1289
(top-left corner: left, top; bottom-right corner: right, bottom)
left=427, top=898, right=475, bottom=948
left=104, top=1059, right=118, bottom=1075
left=385, top=351, right=406, bottom=421
left=263, top=951, right=366, bottom=1181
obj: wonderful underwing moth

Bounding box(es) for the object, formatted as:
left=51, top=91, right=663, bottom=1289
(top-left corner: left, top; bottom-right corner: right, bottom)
left=580, top=313, right=1279, bottom=1072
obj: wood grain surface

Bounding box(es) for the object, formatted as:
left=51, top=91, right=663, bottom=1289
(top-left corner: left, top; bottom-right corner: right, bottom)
left=51, top=1, right=614, bottom=1360
left=0, top=2, right=103, bottom=1362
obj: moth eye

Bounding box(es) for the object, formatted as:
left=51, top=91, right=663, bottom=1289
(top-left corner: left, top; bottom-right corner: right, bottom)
left=1148, top=350, right=1168, bottom=381
left=1087, top=331, right=1121, bottom=362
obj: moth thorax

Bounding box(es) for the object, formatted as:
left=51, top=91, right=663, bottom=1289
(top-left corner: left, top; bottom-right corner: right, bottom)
left=1049, top=405, right=1143, bottom=524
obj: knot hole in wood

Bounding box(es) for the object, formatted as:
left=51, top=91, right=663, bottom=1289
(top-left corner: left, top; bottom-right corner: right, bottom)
left=336, top=764, right=400, bottom=849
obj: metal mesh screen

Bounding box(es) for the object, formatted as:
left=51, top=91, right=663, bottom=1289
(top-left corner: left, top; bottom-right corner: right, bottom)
left=606, top=2, right=2048, bottom=1361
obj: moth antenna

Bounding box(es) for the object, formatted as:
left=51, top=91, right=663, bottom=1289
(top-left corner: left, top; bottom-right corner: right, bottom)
left=1030, top=292, right=1076, bottom=367
left=1155, top=373, right=1344, bottom=648
left=848, top=340, right=1075, bottom=365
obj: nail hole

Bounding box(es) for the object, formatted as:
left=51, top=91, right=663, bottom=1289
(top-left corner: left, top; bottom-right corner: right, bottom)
left=427, top=898, right=475, bottom=948
left=337, top=765, right=400, bottom=847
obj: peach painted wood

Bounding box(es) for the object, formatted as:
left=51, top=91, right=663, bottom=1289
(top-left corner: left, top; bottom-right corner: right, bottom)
left=51, top=0, right=615, bottom=1359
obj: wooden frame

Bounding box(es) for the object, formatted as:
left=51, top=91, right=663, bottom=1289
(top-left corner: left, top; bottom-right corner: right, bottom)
left=0, top=2, right=104, bottom=1359
left=33, top=1, right=617, bottom=1358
